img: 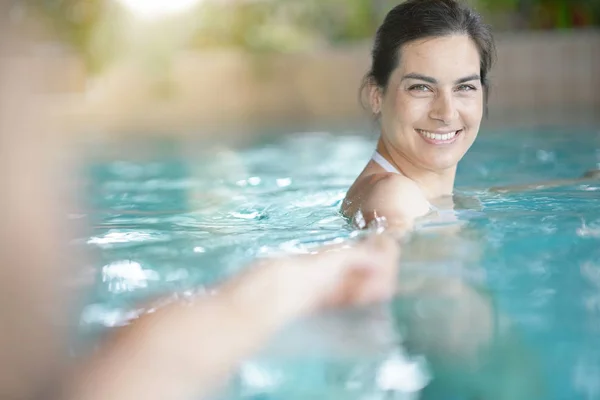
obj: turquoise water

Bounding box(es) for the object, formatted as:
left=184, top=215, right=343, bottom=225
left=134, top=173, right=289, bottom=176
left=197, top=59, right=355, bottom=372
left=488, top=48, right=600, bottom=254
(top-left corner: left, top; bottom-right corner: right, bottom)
left=81, top=126, right=600, bottom=399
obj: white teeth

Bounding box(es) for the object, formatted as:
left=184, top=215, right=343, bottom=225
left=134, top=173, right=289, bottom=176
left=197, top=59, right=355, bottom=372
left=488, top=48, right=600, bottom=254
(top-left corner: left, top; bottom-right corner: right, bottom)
left=418, top=130, right=458, bottom=141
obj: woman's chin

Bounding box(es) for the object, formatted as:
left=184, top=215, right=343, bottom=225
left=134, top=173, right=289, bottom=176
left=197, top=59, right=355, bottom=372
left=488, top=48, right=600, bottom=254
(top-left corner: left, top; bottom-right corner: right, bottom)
left=419, top=157, right=461, bottom=172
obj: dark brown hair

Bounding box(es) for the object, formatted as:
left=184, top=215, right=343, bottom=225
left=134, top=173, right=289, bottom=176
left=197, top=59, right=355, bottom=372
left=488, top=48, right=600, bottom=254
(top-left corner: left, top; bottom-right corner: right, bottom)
left=362, top=0, right=496, bottom=115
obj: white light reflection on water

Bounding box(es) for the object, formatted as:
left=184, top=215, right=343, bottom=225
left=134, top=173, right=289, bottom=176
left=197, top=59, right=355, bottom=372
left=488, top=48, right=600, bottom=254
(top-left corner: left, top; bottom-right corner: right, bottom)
left=88, top=230, right=171, bottom=248
left=102, top=260, right=160, bottom=294
left=577, top=219, right=600, bottom=238
left=80, top=304, right=142, bottom=328
left=573, top=352, right=600, bottom=400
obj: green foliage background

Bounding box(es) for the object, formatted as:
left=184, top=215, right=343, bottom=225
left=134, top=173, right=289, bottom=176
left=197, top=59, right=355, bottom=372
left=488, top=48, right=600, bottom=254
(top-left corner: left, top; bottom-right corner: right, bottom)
left=24, top=0, right=599, bottom=73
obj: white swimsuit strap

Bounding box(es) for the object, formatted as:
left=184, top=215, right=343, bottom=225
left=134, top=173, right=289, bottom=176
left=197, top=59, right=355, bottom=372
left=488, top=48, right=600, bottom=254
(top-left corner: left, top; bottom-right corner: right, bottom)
left=371, top=151, right=400, bottom=174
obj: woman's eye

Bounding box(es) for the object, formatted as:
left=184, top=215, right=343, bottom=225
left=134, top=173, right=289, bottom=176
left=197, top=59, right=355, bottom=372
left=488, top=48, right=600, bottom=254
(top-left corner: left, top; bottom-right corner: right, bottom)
left=409, top=84, right=431, bottom=92
left=457, top=84, right=477, bottom=92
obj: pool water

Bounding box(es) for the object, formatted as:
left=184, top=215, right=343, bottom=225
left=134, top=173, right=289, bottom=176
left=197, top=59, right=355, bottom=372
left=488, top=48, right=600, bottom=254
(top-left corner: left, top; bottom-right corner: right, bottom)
left=80, top=125, right=600, bottom=399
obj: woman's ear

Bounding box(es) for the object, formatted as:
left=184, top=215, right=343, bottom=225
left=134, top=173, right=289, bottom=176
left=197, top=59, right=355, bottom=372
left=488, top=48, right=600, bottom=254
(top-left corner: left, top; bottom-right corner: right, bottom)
left=368, top=83, right=383, bottom=117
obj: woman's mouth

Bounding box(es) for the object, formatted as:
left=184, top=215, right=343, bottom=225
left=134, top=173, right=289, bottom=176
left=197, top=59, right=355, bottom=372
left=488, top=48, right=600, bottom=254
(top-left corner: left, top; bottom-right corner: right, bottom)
left=416, top=129, right=463, bottom=144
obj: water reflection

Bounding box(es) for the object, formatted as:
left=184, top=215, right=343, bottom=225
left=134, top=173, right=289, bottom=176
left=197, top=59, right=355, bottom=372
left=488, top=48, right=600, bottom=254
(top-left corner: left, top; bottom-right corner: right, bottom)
left=102, top=260, right=160, bottom=293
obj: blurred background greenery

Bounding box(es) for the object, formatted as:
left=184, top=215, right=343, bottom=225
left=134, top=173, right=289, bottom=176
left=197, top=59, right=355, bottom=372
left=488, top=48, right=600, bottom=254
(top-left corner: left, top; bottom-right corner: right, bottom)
left=24, top=0, right=600, bottom=75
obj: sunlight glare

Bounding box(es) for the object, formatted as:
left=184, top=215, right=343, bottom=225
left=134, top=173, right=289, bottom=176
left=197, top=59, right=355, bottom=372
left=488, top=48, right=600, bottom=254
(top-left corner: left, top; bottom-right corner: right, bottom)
left=116, top=0, right=202, bottom=20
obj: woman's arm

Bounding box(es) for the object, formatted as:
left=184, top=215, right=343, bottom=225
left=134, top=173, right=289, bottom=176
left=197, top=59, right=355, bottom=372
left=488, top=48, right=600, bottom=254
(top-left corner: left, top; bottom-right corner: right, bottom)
left=488, top=168, right=600, bottom=193
left=64, top=235, right=400, bottom=400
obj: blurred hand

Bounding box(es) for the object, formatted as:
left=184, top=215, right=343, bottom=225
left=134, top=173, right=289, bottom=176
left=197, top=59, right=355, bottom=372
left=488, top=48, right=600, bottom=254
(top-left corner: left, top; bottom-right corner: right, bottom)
left=305, top=235, right=400, bottom=310
left=234, top=234, right=401, bottom=321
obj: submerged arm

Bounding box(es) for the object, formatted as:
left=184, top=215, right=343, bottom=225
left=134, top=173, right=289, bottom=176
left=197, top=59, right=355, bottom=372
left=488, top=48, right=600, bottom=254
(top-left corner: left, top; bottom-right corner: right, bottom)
left=489, top=168, right=600, bottom=193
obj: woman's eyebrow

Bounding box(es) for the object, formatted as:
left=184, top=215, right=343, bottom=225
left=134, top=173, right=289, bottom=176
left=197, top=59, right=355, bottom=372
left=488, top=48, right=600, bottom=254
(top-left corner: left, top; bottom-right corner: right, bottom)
left=400, top=73, right=481, bottom=84
left=455, top=74, right=481, bottom=84
left=401, top=73, right=436, bottom=83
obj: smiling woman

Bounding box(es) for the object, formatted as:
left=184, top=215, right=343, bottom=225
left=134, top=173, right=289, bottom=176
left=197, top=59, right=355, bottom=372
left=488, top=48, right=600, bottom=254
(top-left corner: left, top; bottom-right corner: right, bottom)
left=342, top=0, right=495, bottom=233
left=116, top=0, right=202, bottom=19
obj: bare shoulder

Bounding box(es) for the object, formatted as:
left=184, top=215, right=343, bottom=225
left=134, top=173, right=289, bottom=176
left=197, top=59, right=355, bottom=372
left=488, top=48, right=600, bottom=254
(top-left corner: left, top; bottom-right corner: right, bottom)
left=343, top=173, right=430, bottom=229
left=364, top=174, right=431, bottom=218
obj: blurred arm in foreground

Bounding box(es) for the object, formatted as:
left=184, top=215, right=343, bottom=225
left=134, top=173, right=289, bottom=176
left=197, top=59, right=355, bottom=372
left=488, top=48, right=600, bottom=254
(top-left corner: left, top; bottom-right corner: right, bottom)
left=64, top=237, right=399, bottom=400
left=0, top=13, right=87, bottom=400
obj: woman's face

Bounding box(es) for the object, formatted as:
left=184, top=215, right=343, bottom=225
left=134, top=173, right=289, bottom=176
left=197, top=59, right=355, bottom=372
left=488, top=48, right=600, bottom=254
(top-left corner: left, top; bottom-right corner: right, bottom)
left=372, top=35, right=484, bottom=173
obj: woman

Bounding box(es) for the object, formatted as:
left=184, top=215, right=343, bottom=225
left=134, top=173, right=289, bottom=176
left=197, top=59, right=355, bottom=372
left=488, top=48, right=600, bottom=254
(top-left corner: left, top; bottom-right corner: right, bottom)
left=342, top=0, right=494, bottom=231
left=340, top=4, right=545, bottom=397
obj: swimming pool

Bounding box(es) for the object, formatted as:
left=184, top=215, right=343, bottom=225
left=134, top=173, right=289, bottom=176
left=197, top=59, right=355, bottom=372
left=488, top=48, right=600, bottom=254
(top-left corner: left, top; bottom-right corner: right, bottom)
left=79, top=124, right=600, bottom=399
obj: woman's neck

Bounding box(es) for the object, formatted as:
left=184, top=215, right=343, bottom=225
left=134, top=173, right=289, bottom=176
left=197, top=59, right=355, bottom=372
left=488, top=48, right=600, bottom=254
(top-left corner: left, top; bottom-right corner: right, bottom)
left=376, top=138, right=456, bottom=199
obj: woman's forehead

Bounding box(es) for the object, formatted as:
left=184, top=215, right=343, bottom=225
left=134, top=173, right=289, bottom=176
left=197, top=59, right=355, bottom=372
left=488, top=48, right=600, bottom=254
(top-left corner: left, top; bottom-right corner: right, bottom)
left=396, top=35, right=480, bottom=78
